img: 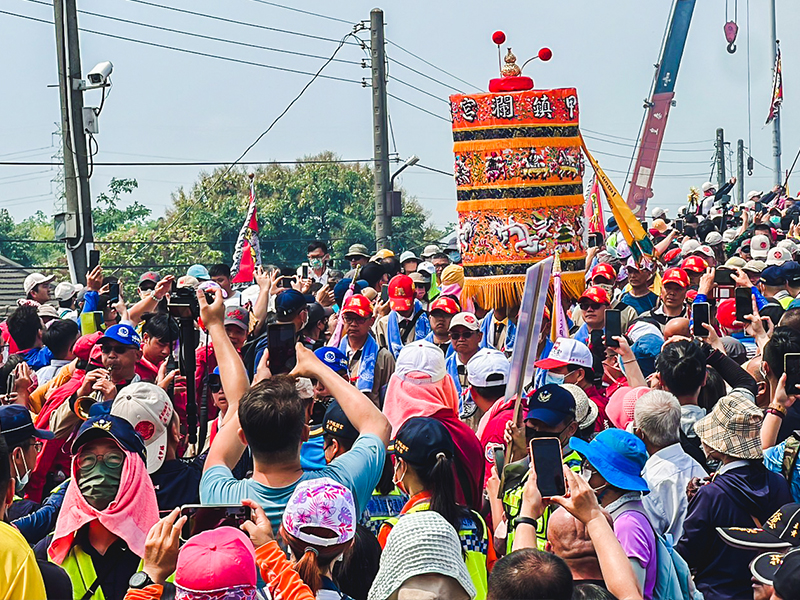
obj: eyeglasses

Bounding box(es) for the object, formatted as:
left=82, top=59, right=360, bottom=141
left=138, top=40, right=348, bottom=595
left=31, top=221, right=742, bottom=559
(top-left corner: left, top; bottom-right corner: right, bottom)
left=209, top=377, right=222, bottom=393
left=450, top=331, right=475, bottom=340
left=578, top=302, right=604, bottom=311
left=78, top=449, right=125, bottom=471
left=343, top=314, right=368, bottom=324
left=101, top=344, right=132, bottom=354
left=30, top=440, right=44, bottom=454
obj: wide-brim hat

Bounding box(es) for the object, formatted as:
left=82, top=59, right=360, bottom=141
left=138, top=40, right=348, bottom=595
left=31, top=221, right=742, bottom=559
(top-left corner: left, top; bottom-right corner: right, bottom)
left=694, top=392, right=763, bottom=460
left=570, top=429, right=649, bottom=492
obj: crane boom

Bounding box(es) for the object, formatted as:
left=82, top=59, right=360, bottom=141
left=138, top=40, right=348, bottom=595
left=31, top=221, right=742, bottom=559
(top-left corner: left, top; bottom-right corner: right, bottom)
left=626, top=0, right=697, bottom=217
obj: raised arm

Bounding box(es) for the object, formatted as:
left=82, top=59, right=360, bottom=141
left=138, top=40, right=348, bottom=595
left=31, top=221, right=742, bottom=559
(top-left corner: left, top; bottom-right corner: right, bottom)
left=292, top=344, right=390, bottom=446
left=127, top=275, right=173, bottom=325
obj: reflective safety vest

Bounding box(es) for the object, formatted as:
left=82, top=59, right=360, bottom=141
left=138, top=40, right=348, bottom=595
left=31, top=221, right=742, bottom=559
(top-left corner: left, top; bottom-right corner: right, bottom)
left=383, top=501, right=490, bottom=600
left=58, top=545, right=105, bottom=600
left=360, top=487, right=409, bottom=537
left=502, top=450, right=582, bottom=553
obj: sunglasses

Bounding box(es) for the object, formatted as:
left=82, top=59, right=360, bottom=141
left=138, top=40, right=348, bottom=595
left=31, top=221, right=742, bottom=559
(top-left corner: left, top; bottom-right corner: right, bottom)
left=578, top=302, right=604, bottom=311
left=101, top=344, right=132, bottom=354
left=209, top=376, right=222, bottom=393
left=450, top=331, right=475, bottom=340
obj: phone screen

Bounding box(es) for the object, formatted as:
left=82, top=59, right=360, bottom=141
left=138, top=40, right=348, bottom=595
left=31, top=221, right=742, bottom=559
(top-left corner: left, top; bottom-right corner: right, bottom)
left=302, top=263, right=309, bottom=280
left=281, top=277, right=293, bottom=289
left=179, top=505, right=251, bottom=541
left=786, top=354, right=800, bottom=395
left=735, top=287, right=752, bottom=322
left=381, top=285, right=390, bottom=303
left=605, top=309, right=621, bottom=347
left=108, top=283, right=120, bottom=303
left=530, top=438, right=565, bottom=497
left=675, top=219, right=684, bottom=233
left=692, top=302, right=710, bottom=337
left=493, top=448, right=505, bottom=477
left=268, top=323, right=297, bottom=374
left=714, top=268, right=735, bottom=286
left=89, top=250, right=100, bottom=271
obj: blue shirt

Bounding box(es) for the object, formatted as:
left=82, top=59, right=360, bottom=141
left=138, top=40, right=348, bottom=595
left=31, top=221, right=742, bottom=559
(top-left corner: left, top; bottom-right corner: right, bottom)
left=200, top=433, right=385, bottom=532
left=620, top=291, right=658, bottom=315
left=764, top=442, right=800, bottom=502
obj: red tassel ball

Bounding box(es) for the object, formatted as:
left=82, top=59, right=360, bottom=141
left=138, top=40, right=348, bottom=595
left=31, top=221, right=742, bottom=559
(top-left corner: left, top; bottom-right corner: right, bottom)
left=538, top=47, right=553, bottom=61
left=492, top=31, right=506, bottom=45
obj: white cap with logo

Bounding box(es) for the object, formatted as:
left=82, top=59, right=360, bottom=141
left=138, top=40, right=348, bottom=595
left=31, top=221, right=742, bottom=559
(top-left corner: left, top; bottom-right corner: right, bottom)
left=750, top=234, right=771, bottom=260
left=110, top=382, right=174, bottom=474
left=534, top=337, right=593, bottom=370
left=449, top=312, right=480, bottom=331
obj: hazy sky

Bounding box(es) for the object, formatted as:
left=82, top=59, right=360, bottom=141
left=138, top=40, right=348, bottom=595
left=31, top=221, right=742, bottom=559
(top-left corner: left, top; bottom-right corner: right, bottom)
left=0, top=0, right=797, bottom=235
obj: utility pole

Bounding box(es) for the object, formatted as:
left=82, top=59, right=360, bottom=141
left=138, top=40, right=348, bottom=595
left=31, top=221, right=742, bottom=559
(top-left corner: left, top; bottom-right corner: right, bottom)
left=53, top=0, right=93, bottom=283
left=737, top=139, right=745, bottom=205
left=715, top=128, right=726, bottom=191
left=769, top=0, right=782, bottom=185
left=370, top=8, right=391, bottom=250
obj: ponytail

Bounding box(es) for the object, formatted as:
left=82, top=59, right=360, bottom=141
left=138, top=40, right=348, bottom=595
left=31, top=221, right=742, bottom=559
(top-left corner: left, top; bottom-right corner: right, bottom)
left=424, top=452, right=462, bottom=535
left=294, top=547, right=322, bottom=595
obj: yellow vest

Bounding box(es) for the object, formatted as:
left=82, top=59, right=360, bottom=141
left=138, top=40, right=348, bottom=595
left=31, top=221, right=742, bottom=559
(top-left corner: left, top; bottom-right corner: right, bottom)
left=502, top=450, right=582, bottom=553
left=384, top=502, right=489, bottom=600
left=58, top=546, right=105, bottom=600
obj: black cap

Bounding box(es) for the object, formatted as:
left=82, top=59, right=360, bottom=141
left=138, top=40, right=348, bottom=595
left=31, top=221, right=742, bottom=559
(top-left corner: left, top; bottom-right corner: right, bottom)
left=306, top=302, right=333, bottom=328
left=322, top=400, right=359, bottom=441
left=718, top=503, right=800, bottom=551
left=275, top=289, right=308, bottom=319
left=774, top=549, right=800, bottom=599
left=751, top=550, right=795, bottom=586
left=72, top=414, right=147, bottom=461
left=392, top=417, right=454, bottom=467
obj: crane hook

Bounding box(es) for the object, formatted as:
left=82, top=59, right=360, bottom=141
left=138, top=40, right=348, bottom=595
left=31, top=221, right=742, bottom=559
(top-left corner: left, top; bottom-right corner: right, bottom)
left=724, top=21, right=738, bottom=54
left=727, top=40, right=737, bottom=54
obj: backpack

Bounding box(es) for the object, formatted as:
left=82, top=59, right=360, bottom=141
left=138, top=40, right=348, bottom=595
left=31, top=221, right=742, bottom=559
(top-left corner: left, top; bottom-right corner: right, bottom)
left=627, top=507, right=703, bottom=600
left=781, top=430, right=800, bottom=486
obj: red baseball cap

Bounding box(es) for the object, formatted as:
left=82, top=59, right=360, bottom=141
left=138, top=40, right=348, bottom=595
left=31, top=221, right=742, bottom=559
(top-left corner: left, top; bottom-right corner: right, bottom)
left=579, top=286, right=610, bottom=306
left=681, top=256, right=708, bottom=274
left=341, top=294, right=372, bottom=318
left=716, top=298, right=737, bottom=329
left=429, top=296, right=459, bottom=315
left=662, top=267, right=690, bottom=288
left=590, top=263, right=617, bottom=283
left=388, top=274, right=414, bottom=311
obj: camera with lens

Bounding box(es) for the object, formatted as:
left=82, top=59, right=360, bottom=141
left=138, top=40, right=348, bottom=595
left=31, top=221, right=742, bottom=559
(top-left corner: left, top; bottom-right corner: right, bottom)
left=168, top=287, right=200, bottom=321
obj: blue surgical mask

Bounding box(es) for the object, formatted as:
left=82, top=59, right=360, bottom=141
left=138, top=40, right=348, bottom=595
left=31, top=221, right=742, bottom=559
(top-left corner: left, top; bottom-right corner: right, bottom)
left=544, top=371, right=566, bottom=386
left=770, top=216, right=781, bottom=226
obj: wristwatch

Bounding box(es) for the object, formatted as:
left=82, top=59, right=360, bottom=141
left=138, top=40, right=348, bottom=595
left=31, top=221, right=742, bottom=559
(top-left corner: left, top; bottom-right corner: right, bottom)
left=129, top=572, right=155, bottom=589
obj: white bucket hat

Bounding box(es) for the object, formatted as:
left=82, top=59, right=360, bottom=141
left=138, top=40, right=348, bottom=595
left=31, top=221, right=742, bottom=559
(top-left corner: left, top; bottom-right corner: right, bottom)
left=367, top=511, right=476, bottom=600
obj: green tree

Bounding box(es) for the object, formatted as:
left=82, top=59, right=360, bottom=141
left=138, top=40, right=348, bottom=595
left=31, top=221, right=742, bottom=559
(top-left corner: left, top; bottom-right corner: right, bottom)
left=93, top=178, right=151, bottom=237
left=163, top=152, right=442, bottom=268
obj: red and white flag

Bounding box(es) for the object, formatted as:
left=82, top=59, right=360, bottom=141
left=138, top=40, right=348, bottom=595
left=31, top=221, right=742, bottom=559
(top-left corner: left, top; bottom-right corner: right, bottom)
left=766, top=44, right=783, bottom=125
left=584, top=174, right=605, bottom=236
left=231, top=176, right=261, bottom=283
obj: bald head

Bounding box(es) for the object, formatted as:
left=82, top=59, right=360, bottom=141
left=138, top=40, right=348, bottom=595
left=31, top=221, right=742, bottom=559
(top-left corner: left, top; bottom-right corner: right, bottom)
left=546, top=507, right=611, bottom=582
left=663, top=317, right=691, bottom=340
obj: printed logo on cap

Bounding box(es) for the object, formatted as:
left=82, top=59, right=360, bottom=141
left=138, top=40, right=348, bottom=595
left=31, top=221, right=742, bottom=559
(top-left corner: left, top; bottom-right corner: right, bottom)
left=538, top=391, right=552, bottom=403
left=135, top=421, right=156, bottom=441
left=91, top=419, right=112, bottom=431
left=325, top=351, right=336, bottom=363
left=463, top=314, right=477, bottom=325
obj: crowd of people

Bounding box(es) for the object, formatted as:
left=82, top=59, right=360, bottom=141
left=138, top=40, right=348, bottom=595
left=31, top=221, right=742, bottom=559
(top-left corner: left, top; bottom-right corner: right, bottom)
left=4, top=185, right=800, bottom=599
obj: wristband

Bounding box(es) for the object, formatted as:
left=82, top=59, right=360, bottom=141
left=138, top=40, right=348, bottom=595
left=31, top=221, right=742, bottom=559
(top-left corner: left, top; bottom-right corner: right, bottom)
left=515, top=516, right=539, bottom=528
left=766, top=408, right=786, bottom=419
left=768, top=403, right=788, bottom=416
left=623, top=359, right=637, bottom=365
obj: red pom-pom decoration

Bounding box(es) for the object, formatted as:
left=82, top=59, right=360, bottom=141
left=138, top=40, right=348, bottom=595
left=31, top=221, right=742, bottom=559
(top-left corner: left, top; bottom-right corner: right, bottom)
left=492, top=31, right=506, bottom=45
left=538, top=47, right=553, bottom=61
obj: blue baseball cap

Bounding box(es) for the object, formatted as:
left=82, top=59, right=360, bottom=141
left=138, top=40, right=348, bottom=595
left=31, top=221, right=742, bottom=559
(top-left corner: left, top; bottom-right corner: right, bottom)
left=762, top=265, right=787, bottom=286
left=314, top=346, right=348, bottom=374
left=0, top=404, right=54, bottom=449
left=393, top=417, right=454, bottom=468
left=570, top=429, right=649, bottom=492
left=631, top=334, right=663, bottom=378
left=275, top=289, right=308, bottom=319
left=186, top=264, right=210, bottom=281
left=323, top=400, right=359, bottom=441
left=71, top=414, right=147, bottom=461
left=333, top=278, right=365, bottom=308
left=525, top=384, right=576, bottom=427
left=782, top=261, right=800, bottom=284
left=99, top=324, right=141, bottom=349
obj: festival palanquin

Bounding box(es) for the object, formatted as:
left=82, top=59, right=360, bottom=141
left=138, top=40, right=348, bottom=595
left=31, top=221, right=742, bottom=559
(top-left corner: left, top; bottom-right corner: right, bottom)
left=451, top=34, right=587, bottom=309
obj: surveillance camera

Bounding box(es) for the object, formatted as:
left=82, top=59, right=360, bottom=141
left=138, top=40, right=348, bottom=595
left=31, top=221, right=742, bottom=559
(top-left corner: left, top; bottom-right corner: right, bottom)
left=87, top=61, right=113, bottom=85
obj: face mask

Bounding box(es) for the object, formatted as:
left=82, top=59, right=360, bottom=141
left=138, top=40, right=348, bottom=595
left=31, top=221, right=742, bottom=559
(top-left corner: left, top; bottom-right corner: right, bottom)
left=544, top=371, right=566, bottom=386
left=392, top=461, right=406, bottom=493
left=309, top=257, right=325, bottom=270
left=770, top=216, right=781, bottom=226
left=13, top=449, right=30, bottom=493
left=596, top=283, right=614, bottom=297
left=77, top=459, right=123, bottom=510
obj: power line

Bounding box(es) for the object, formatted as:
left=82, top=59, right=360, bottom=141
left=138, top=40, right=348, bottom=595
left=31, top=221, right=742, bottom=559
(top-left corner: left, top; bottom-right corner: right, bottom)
left=160, top=29, right=363, bottom=236
left=0, top=9, right=363, bottom=84
left=582, top=127, right=714, bottom=145
left=21, top=0, right=362, bottom=66
left=385, top=39, right=481, bottom=92
left=389, top=75, right=450, bottom=105
left=582, top=133, right=714, bottom=154
left=589, top=148, right=713, bottom=165
left=387, top=93, right=450, bottom=123
left=388, top=56, right=463, bottom=94
left=242, top=0, right=353, bottom=25
left=0, top=159, right=379, bottom=166
left=416, top=163, right=453, bottom=177
left=124, top=0, right=360, bottom=46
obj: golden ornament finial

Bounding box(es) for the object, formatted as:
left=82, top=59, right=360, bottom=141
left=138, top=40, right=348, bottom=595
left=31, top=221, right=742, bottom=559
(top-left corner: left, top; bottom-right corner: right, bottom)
left=501, top=48, right=521, bottom=77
